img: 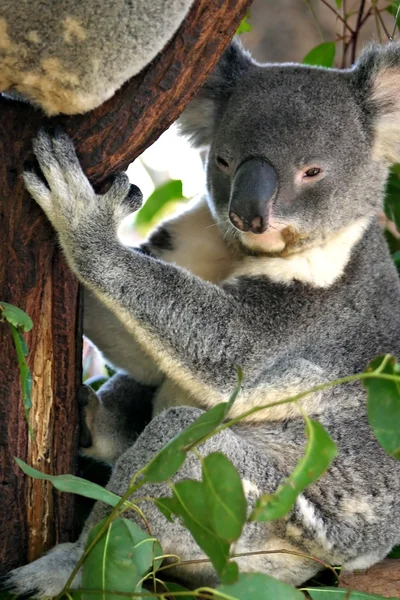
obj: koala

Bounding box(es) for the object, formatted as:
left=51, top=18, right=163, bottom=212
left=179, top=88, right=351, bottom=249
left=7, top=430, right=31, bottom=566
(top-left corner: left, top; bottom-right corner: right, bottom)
left=0, top=0, right=193, bottom=115
left=4, top=39, right=400, bottom=596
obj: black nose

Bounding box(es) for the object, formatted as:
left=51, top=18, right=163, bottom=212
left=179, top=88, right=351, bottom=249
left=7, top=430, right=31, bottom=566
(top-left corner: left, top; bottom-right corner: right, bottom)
left=229, top=211, right=266, bottom=233
left=229, top=158, right=278, bottom=234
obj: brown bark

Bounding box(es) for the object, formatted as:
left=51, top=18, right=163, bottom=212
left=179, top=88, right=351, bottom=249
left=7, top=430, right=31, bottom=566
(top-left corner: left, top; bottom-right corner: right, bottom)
left=340, top=559, right=400, bottom=597
left=0, top=0, right=252, bottom=573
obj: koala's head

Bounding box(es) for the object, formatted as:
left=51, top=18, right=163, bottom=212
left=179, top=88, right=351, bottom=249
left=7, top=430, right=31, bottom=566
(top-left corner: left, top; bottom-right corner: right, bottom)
left=178, top=40, right=400, bottom=256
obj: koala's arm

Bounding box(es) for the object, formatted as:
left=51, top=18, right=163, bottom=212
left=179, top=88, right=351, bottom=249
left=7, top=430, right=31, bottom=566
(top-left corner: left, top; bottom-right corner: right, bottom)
left=24, top=130, right=307, bottom=399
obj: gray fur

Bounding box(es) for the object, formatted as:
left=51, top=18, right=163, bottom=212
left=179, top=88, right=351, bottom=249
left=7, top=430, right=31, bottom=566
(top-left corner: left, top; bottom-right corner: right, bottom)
left=0, top=0, right=193, bottom=114
left=7, top=41, right=400, bottom=594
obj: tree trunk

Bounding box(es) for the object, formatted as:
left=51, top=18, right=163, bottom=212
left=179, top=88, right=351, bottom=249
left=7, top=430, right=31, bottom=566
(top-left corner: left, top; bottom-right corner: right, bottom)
left=0, top=0, right=252, bottom=573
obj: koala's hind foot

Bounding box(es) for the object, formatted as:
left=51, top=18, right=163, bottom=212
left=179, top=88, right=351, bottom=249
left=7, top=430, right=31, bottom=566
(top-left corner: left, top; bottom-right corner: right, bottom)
left=79, top=372, right=156, bottom=464
left=1, top=542, right=83, bottom=598
left=4, top=407, right=321, bottom=597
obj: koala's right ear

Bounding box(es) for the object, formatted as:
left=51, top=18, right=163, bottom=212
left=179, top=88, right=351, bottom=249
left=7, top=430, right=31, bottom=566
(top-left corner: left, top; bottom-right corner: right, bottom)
left=352, top=42, right=400, bottom=163
left=177, top=39, right=253, bottom=148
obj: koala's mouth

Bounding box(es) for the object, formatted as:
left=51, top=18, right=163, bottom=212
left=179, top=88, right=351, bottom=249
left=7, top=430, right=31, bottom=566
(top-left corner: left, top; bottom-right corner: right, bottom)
left=238, top=223, right=311, bottom=257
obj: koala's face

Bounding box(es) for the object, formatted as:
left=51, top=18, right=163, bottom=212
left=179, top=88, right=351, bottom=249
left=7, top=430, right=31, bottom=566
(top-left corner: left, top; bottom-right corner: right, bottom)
left=179, top=41, right=400, bottom=256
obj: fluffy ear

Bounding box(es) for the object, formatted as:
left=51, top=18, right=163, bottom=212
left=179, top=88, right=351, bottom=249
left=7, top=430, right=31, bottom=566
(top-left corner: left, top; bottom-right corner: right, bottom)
left=176, top=39, right=253, bottom=148
left=353, top=42, right=400, bottom=163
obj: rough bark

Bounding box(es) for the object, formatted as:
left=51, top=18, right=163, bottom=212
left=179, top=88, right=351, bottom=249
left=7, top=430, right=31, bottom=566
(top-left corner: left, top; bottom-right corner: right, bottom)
left=0, top=0, right=252, bottom=573
left=340, top=560, right=400, bottom=598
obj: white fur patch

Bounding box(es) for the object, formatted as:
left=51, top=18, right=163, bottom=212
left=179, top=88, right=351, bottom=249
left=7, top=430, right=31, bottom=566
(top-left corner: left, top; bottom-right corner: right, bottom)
left=297, top=495, right=333, bottom=551
left=159, top=197, right=236, bottom=284
left=242, top=479, right=261, bottom=497
left=227, top=218, right=369, bottom=288
left=343, top=551, right=382, bottom=572
left=371, top=68, right=400, bottom=164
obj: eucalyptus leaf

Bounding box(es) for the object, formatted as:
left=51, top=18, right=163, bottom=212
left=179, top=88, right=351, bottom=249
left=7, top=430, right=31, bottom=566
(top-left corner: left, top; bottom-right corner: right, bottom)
left=365, top=355, right=400, bottom=460
left=384, top=166, right=400, bottom=230
left=82, top=518, right=162, bottom=600
left=135, top=180, right=185, bottom=227
left=307, top=588, right=398, bottom=599
left=388, top=543, right=400, bottom=558
left=153, top=497, right=178, bottom=522
left=303, top=42, right=336, bottom=68
left=15, top=458, right=124, bottom=507
left=386, top=2, right=400, bottom=32
left=0, top=301, right=33, bottom=331
left=251, top=418, right=337, bottom=521
left=236, top=13, right=252, bottom=34
left=10, top=325, right=33, bottom=436
left=202, top=452, right=246, bottom=542
left=216, top=572, right=305, bottom=599
left=144, top=370, right=242, bottom=483
left=335, top=0, right=343, bottom=8
left=164, top=582, right=192, bottom=599
left=168, top=479, right=237, bottom=584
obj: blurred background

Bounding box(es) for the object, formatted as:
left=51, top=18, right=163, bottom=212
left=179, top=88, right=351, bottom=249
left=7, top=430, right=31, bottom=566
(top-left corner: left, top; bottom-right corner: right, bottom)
left=83, top=0, right=400, bottom=381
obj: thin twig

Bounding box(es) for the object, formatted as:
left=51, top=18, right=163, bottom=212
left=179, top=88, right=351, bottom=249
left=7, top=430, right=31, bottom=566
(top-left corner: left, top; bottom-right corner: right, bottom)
left=350, top=0, right=366, bottom=63
left=304, top=0, right=325, bottom=41
left=375, top=3, right=391, bottom=40
left=320, top=0, right=355, bottom=33
left=374, top=3, right=383, bottom=42
left=390, top=1, right=400, bottom=40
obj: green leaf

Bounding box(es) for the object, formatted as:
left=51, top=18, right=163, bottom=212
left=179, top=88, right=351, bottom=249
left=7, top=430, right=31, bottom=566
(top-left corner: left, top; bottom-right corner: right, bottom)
left=10, top=324, right=33, bottom=436
left=307, top=588, right=398, bottom=599
left=303, top=42, right=336, bottom=68
left=152, top=497, right=178, bottom=522
left=202, top=452, right=246, bottom=542
left=168, top=479, right=237, bottom=584
left=365, top=355, right=400, bottom=460
left=135, top=180, right=185, bottom=227
left=82, top=518, right=162, bottom=600
left=144, top=369, right=242, bottom=483
left=388, top=544, right=400, bottom=558
left=216, top=572, right=305, bottom=599
left=236, top=13, right=252, bottom=34
left=0, top=302, right=33, bottom=432
left=164, top=582, right=192, bottom=599
left=251, top=418, right=337, bottom=521
left=334, top=0, right=343, bottom=8
left=386, top=2, right=400, bottom=32
left=0, top=301, right=33, bottom=331
left=15, top=458, right=125, bottom=507
left=384, top=166, right=400, bottom=230
left=85, top=374, right=110, bottom=392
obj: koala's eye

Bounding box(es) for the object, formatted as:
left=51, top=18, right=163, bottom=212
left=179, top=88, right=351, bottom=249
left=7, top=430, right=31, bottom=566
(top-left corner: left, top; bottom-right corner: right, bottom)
left=216, top=156, right=230, bottom=170
left=303, top=167, right=321, bottom=178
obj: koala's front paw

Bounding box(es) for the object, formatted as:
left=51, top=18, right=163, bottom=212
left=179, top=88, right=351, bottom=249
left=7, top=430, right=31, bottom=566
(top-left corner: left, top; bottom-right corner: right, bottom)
left=1, top=542, right=81, bottom=598
left=23, top=127, right=143, bottom=240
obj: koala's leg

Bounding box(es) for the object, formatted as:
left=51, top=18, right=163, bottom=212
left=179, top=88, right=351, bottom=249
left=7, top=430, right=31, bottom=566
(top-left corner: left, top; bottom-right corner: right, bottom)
left=79, top=372, right=156, bottom=464
left=4, top=407, right=320, bottom=597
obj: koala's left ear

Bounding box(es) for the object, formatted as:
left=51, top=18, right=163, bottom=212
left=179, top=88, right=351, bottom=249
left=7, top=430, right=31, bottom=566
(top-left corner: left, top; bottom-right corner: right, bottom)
left=352, top=42, right=400, bottom=163
left=176, top=39, right=253, bottom=148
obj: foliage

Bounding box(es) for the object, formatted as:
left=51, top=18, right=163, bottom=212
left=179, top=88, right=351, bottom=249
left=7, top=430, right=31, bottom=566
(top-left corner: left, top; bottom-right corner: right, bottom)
left=135, top=180, right=185, bottom=228
left=384, top=165, right=400, bottom=231
left=386, top=2, right=400, bottom=33
left=250, top=417, right=337, bottom=521
left=9, top=5, right=400, bottom=598
left=82, top=518, right=162, bottom=600
left=236, top=13, right=252, bottom=35
left=0, top=301, right=33, bottom=435
left=15, top=356, right=400, bottom=599
left=307, top=589, right=399, bottom=599
left=303, top=42, right=336, bottom=68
